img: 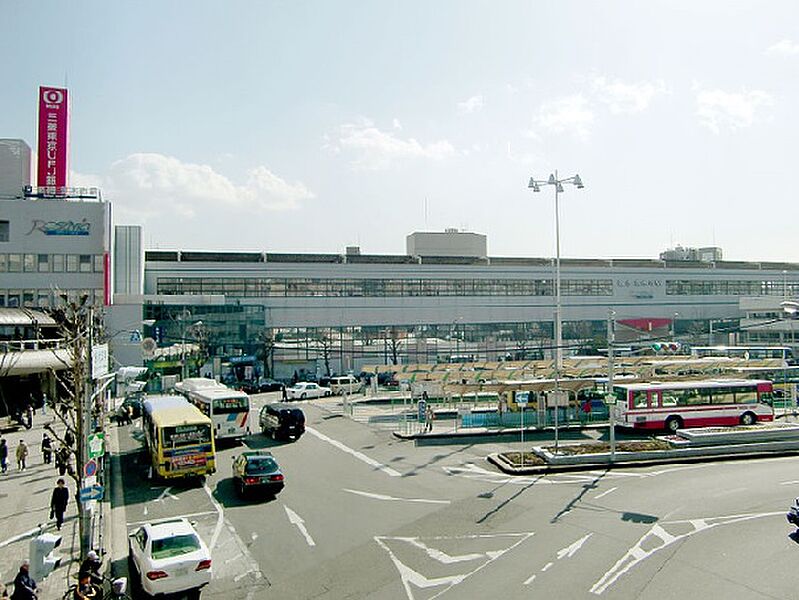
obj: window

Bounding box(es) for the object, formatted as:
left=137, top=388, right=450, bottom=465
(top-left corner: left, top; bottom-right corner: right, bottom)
left=79, top=255, right=92, bottom=273
left=6, top=290, right=20, bottom=307
left=37, top=254, right=50, bottom=272
left=734, top=387, right=758, bottom=404
left=52, top=255, right=64, bottom=272
left=632, top=391, right=648, bottom=408
left=0, top=220, right=8, bottom=242
left=0, top=254, right=6, bottom=273
left=66, top=255, right=78, bottom=272
left=22, top=290, right=35, bottom=307
left=93, top=255, right=104, bottom=272
left=8, top=254, right=22, bottom=272
left=23, top=254, right=35, bottom=272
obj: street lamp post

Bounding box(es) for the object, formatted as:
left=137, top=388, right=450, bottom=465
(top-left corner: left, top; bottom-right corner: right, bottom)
left=528, top=171, right=584, bottom=454
left=672, top=312, right=679, bottom=339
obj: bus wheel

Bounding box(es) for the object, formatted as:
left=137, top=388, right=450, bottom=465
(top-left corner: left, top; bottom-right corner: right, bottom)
left=740, top=412, right=756, bottom=426
left=665, top=416, right=682, bottom=433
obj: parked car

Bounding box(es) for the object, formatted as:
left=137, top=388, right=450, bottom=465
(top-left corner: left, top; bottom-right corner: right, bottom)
left=128, top=517, right=212, bottom=598
left=256, top=378, right=285, bottom=393
left=260, top=403, right=305, bottom=441
left=232, top=450, right=285, bottom=497
left=329, top=375, right=363, bottom=396
left=286, top=382, right=331, bottom=399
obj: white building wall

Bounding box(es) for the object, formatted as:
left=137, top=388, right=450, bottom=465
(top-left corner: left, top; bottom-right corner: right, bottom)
left=0, top=139, right=31, bottom=199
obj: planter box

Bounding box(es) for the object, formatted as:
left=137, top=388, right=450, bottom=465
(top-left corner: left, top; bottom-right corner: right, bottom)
left=675, top=424, right=799, bottom=446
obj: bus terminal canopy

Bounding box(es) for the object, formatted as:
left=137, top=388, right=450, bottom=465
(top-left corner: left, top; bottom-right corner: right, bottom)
left=360, top=357, right=786, bottom=384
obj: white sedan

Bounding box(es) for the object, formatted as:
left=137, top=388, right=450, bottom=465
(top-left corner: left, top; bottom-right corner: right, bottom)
left=128, top=517, right=212, bottom=598
left=286, top=382, right=331, bottom=400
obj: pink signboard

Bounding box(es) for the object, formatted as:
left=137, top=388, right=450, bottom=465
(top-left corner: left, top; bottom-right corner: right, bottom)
left=37, top=86, right=69, bottom=191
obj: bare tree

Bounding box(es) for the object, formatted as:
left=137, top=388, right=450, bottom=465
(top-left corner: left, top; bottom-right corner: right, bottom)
left=387, top=327, right=402, bottom=365
left=256, top=328, right=275, bottom=378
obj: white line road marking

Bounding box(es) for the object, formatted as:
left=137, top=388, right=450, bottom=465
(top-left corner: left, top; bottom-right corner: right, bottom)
left=781, top=480, right=799, bottom=485
left=306, top=426, right=401, bottom=477
left=0, top=527, right=43, bottom=549
left=284, top=506, right=316, bottom=547
left=523, top=574, right=537, bottom=585
left=375, top=532, right=534, bottom=600
left=405, top=538, right=484, bottom=564
left=541, top=562, right=553, bottom=572
left=126, top=510, right=218, bottom=527
left=143, top=506, right=148, bottom=516
left=343, top=488, right=451, bottom=505
left=202, top=484, right=226, bottom=551
left=594, top=487, right=618, bottom=500
left=590, top=511, right=783, bottom=595
left=154, top=487, right=177, bottom=502
left=556, top=533, right=593, bottom=560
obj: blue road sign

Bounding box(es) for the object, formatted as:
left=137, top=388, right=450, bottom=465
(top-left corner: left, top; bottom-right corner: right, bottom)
left=418, top=399, right=427, bottom=422
left=83, top=459, right=98, bottom=478
left=79, top=484, right=104, bottom=503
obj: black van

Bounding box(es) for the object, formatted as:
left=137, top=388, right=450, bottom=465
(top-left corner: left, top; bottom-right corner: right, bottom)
left=259, top=404, right=305, bottom=441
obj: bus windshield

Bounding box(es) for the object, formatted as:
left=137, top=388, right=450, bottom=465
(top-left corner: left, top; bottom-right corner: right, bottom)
left=213, top=397, right=249, bottom=414
left=163, top=424, right=212, bottom=447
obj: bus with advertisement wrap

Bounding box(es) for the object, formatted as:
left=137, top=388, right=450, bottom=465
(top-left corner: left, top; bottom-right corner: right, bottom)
left=141, top=395, right=216, bottom=480
left=613, top=379, right=774, bottom=432
left=184, top=387, right=251, bottom=441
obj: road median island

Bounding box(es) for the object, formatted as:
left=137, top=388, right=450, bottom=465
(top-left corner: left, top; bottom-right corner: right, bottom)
left=489, top=423, right=799, bottom=474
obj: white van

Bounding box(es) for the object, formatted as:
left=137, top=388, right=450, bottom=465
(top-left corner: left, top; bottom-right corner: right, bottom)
left=329, top=375, right=362, bottom=396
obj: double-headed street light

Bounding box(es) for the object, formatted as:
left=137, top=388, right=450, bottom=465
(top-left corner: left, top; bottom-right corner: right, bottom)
left=528, top=171, right=584, bottom=453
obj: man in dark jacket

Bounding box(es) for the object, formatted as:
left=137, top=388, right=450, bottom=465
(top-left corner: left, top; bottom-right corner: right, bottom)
left=11, top=559, right=36, bottom=599
left=0, top=438, right=7, bottom=474
left=50, top=478, right=69, bottom=530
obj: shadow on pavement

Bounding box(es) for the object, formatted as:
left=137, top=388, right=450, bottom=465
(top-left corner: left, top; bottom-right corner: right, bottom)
left=212, top=477, right=279, bottom=509
left=241, top=433, right=296, bottom=450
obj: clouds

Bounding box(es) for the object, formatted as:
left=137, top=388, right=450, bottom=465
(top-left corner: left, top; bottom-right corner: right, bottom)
left=329, top=119, right=456, bottom=170
left=457, top=95, right=484, bottom=115
left=766, top=39, right=799, bottom=57
left=73, top=153, right=313, bottom=221
left=695, top=88, right=773, bottom=134
left=533, top=94, right=594, bottom=140
left=529, top=76, right=667, bottom=140
left=592, top=77, right=668, bottom=114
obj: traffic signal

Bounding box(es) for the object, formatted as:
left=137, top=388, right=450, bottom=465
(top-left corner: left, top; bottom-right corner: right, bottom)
left=29, top=532, right=61, bottom=580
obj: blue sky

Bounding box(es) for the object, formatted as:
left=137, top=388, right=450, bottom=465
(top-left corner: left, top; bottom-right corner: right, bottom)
left=2, top=1, right=797, bottom=260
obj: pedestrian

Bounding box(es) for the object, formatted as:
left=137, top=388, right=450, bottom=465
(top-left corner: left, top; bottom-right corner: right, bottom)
left=425, top=405, right=434, bottom=432
left=10, top=559, right=36, bottom=600
left=50, top=478, right=69, bottom=531
left=25, top=404, right=33, bottom=428
left=55, top=446, right=69, bottom=477
left=41, top=393, right=47, bottom=416
left=64, top=430, right=75, bottom=449
left=0, top=438, right=8, bottom=474
left=78, top=550, right=102, bottom=586
left=15, top=440, right=28, bottom=471
left=41, top=434, right=52, bottom=465
left=281, top=384, right=288, bottom=401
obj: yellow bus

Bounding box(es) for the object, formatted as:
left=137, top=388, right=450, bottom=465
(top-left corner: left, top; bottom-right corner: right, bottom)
left=141, top=395, right=216, bottom=480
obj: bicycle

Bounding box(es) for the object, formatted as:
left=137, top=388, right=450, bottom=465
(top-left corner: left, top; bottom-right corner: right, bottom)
left=62, top=575, right=130, bottom=600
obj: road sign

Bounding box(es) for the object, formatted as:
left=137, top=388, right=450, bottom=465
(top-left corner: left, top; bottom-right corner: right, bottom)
left=83, top=459, right=98, bottom=478
left=516, top=391, right=529, bottom=407
left=418, top=399, right=427, bottom=422
left=129, top=330, right=142, bottom=343
left=87, top=433, right=105, bottom=459
left=79, top=484, right=104, bottom=503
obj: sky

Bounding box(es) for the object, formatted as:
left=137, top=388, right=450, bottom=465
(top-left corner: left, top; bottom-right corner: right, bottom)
left=1, top=0, right=798, bottom=261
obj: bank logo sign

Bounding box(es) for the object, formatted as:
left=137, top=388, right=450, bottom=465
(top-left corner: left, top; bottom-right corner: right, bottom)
left=27, top=219, right=91, bottom=236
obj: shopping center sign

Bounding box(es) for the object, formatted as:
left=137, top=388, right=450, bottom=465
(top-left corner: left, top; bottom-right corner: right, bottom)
left=37, top=86, right=69, bottom=190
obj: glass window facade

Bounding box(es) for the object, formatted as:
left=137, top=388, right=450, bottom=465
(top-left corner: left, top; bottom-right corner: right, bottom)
left=155, top=277, right=614, bottom=298
left=666, top=280, right=799, bottom=296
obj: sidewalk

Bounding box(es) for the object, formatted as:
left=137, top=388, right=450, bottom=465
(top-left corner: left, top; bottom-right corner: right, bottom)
left=0, top=412, right=81, bottom=600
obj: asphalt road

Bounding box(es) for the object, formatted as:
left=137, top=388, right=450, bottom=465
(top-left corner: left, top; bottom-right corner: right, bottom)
left=115, top=393, right=799, bottom=599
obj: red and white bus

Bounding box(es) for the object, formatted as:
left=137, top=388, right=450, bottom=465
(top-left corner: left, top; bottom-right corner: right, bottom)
left=613, top=379, right=774, bottom=432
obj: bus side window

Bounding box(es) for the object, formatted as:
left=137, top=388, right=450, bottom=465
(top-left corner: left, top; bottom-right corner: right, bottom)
left=632, top=391, right=648, bottom=409
left=661, top=393, right=678, bottom=407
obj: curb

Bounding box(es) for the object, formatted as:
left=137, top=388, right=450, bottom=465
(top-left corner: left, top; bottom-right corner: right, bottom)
left=487, top=441, right=799, bottom=475
left=393, top=422, right=607, bottom=441
left=105, top=424, right=130, bottom=583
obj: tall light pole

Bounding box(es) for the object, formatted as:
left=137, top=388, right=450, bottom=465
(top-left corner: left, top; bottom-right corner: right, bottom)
left=528, top=171, right=584, bottom=453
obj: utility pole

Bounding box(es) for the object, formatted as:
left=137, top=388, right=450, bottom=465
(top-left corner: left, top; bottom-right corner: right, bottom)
left=607, top=309, right=616, bottom=461
left=80, top=306, right=93, bottom=555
